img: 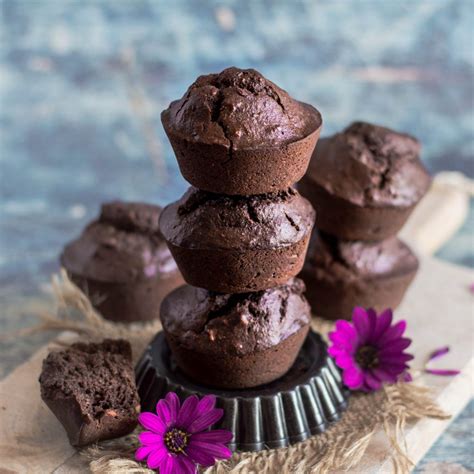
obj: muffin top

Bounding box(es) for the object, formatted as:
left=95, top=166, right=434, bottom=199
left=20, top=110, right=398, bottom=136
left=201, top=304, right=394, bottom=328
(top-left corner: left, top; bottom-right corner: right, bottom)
left=159, top=187, right=315, bottom=250
left=306, top=122, right=431, bottom=207
left=61, top=201, right=178, bottom=283
left=161, top=278, right=310, bottom=356
left=304, top=231, right=419, bottom=282
left=161, top=67, right=321, bottom=150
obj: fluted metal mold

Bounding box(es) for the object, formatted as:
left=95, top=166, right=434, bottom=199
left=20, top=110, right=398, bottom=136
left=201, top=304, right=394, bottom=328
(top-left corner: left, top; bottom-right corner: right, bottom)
left=136, top=330, right=349, bottom=452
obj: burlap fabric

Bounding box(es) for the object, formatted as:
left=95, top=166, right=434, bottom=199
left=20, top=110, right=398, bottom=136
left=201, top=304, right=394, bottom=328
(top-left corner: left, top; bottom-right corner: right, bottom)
left=20, top=271, right=448, bottom=474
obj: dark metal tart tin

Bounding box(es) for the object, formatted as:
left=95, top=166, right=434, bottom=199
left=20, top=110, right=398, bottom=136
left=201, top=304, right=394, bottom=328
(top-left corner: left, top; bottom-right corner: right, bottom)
left=136, top=330, right=349, bottom=452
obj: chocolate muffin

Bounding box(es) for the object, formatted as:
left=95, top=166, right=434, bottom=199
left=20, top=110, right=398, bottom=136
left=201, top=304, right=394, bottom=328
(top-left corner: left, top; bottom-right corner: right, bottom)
left=61, top=201, right=183, bottom=322
left=39, top=339, right=140, bottom=447
left=159, top=187, right=315, bottom=293
left=162, top=67, right=322, bottom=195
left=300, top=231, right=419, bottom=320
left=299, top=122, right=431, bottom=241
left=161, top=278, right=310, bottom=388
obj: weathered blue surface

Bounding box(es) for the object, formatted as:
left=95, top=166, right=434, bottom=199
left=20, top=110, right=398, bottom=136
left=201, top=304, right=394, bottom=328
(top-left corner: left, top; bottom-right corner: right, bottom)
left=415, top=398, right=474, bottom=473
left=0, top=0, right=472, bottom=469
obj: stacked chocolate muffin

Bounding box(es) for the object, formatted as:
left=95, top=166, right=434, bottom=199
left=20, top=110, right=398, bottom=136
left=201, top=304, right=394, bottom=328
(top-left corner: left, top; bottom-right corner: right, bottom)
left=299, top=122, right=431, bottom=320
left=159, top=67, right=322, bottom=389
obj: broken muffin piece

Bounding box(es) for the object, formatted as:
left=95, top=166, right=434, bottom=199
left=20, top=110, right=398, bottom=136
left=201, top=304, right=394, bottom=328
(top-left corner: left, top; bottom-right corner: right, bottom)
left=39, top=339, right=140, bottom=446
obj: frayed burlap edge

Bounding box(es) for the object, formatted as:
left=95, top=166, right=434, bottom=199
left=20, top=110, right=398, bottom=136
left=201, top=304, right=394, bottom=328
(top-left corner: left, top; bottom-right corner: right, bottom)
left=22, top=271, right=449, bottom=474
left=8, top=269, right=161, bottom=365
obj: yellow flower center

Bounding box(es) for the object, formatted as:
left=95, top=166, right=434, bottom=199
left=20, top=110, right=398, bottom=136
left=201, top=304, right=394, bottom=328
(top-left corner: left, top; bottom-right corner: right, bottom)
left=164, top=428, right=189, bottom=454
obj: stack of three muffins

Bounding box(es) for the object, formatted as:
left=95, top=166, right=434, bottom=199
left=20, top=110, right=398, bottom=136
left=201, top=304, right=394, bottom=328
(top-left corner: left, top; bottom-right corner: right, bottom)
left=158, top=67, right=323, bottom=389
left=299, top=122, right=431, bottom=320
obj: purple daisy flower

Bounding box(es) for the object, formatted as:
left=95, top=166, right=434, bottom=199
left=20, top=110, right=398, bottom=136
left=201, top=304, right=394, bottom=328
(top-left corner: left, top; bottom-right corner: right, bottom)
left=328, top=307, right=414, bottom=392
left=136, top=392, right=232, bottom=473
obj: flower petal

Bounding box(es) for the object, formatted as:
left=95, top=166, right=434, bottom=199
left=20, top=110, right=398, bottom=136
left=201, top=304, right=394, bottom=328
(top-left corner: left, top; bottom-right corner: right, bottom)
left=379, top=362, right=410, bottom=374
left=372, top=368, right=404, bottom=383
left=335, top=320, right=359, bottom=345
left=196, top=395, right=216, bottom=416
left=364, top=371, right=382, bottom=390
left=366, top=308, right=377, bottom=340
left=372, top=308, right=393, bottom=341
left=425, top=368, right=460, bottom=376
left=343, top=367, right=364, bottom=389
left=138, top=431, right=165, bottom=447
left=328, top=345, right=346, bottom=358
left=188, top=408, right=224, bottom=434
left=379, top=337, right=412, bottom=353
left=329, top=331, right=355, bottom=351
left=165, top=392, right=180, bottom=421
left=177, top=395, right=199, bottom=429
left=138, top=413, right=166, bottom=434
left=335, top=319, right=356, bottom=336
left=188, top=440, right=232, bottom=460
left=191, top=429, right=233, bottom=444
left=378, top=320, right=407, bottom=345
left=176, top=456, right=197, bottom=474
left=372, top=368, right=398, bottom=383
left=379, top=353, right=414, bottom=364
left=186, top=444, right=216, bottom=467
left=352, top=307, right=371, bottom=343
left=378, top=350, right=411, bottom=361
left=135, top=445, right=154, bottom=462
left=334, top=354, right=356, bottom=370
left=156, top=399, right=173, bottom=426
left=146, top=447, right=168, bottom=470
left=402, top=371, right=413, bottom=382
left=428, top=346, right=450, bottom=361
left=159, top=454, right=177, bottom=474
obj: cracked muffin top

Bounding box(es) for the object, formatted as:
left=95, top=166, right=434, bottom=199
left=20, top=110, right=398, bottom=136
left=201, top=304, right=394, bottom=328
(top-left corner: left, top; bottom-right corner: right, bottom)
left=160, top=278, right=310, bottom=356
left=159, top=187, right=315, bottom=250
left=304, top=231, right=419, bottom=282
left=161, top=67, right=322, bottom=150
left=61, top=201, right=177, bottom=283
left=306, top=122, right=431, bottom=207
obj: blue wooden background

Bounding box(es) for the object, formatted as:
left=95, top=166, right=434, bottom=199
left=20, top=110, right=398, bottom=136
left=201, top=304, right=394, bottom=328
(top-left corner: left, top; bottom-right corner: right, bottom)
left=0, top=1, right=472, bottom=471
